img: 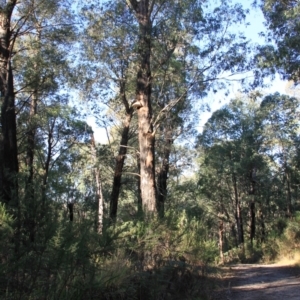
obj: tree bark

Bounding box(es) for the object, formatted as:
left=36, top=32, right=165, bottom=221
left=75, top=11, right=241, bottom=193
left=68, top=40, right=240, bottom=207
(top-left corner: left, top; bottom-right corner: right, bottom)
left=130, top=0, right=157, bottom=213
left=260, top=210, right=265, bottom=244
left=0, top=1, right=19, bottom=253
left=136, top=152, right=143, bottom=215
left=0, top=1, right=18, bottom=205
left=233, top=173, right=244, bottom=246
left=157, top=125, right=172, bottom=217
left=285, top=170, right=292, bottom=218
left=110, top=110, right=133, bottom=220
left=41, top=120, right=55, bottom=205
left=249, top=201, right=255, bottom=246
left=249, top=168, right=256, bottom=246
left=219, top=219, right=224, bottom=263
left=24, top=28, right=40, bottom=241
left=24, top=90, right=38, bottom=242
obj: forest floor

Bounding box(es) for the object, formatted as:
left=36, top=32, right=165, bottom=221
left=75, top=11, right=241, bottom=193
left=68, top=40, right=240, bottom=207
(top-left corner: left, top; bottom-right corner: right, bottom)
left=213, top=261, right=300, bottom=300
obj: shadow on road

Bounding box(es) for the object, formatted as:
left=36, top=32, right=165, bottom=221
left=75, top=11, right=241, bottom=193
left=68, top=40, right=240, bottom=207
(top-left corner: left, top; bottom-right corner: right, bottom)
left=214, top=264, right=300, bottom=300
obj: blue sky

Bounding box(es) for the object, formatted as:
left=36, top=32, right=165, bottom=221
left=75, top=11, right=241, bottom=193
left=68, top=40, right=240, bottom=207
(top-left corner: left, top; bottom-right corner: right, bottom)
left=87, top=0, right=290, bottom=142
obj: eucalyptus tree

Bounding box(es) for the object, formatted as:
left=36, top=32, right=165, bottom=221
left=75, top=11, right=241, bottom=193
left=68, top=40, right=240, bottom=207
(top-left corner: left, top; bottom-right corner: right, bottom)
left=259, top=93, right=300, bottom=217
left=91, top=132, right=104, bottom=233
left=79, top=0, right=139, bottom=220
left=154, top=74, right=196, bottom=217
left=198, top=96, right=265, bottom=249
left=15, top=0, right=75, bottom=193
left=9, top=0, right=77, bottom=242
left=79, top=0, right=250, bottom=218
left=254, top=0, right=300, bottom=83
left=126, top=0, right=250, bottom=215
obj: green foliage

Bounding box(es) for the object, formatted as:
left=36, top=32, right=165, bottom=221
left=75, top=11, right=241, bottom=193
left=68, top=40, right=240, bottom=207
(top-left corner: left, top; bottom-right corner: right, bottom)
left=0, top=207, right=219, bottom=299
left=255, top=0, right=300, bottom=82
left=258, top=214, right=300, bottom=262
left=2, top=0, right=300, bottom=298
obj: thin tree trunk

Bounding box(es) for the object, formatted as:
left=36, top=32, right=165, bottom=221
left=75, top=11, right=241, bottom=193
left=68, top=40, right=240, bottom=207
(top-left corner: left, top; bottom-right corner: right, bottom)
left=24, top=29, right=40, bottom=241
left=136, top=152, right=143, bottom=215
left=130, top=0, right=157, bottom=214
left=157, top=126, right=172, bottom=218
left=285, top=171, right=292, bottom=218
left=26, top=90, right=37, bottom=187
left=219, top=219, right=224, bottom=263
left=110, top=110, right=133, bottom=220
left=231, top=222, right=238, bottom=248
left=95, top=169, right=104, bottom=233
left=260, top=210, right=265, bottom=244
left=25, top=90, right=38, bottom=242
left=233, top=174, right=244, bottom=246
left=1, top=62, right=18, bottom=202
left=250, top=201, right=255, bottom=246
left=41, top=120, right=55, bottom=206
left=91, top=134, right=104, bottom=233
left=249, top=168, right=256, bottom=246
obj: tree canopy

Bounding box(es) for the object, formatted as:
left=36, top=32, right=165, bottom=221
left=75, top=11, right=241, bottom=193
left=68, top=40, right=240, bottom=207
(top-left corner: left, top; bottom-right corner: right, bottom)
left=0, top=0, right=300, bottom=298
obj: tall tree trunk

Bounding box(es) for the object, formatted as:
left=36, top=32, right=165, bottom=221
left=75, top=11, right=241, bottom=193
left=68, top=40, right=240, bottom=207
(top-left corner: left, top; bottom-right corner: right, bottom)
left=249, top=167, right=256, bottom=246
left=136, top=152, right=143, bottom=215
left=260, top=209, right=265, bottom=244
left=1, top=62, right=18, bottom=202
left=0, top=1, right=18, bottom=205
left=24, top=90, right=38, bottom=242
left=91, top=134, right=104, bottom=233
left=41, top=120, right=55, bottom=205
left=285, top=171, right=292, bottom=218
left=231, top=222, right=238, bottom=247
left=26, top=91, right=37, bottom=188
left=130, top=0, right=156, bottom=213
left=233, top=174, right=244, bottom=246
left=157, top=125, right=172, bottom=218
left=249, top=201, right=255, bottom=246
left=110, top=109, right=133, bottom=220
left=218, top=219, right=224, bottom=263
left=24, top=28, right=40, bottom=241
left=0, top=1, right=19, bottom=253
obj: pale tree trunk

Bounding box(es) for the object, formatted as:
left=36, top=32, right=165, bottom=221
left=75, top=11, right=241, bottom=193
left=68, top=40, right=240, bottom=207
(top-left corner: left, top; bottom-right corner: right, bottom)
left=138, top=112, right=156, bottom=212
left=91, top=134, right=104, bottom=234
left=219, top=219, right=224, bottom=263
left=130, top=0, right=157, bottom=213
left=42, top=121, right=54, bottom=201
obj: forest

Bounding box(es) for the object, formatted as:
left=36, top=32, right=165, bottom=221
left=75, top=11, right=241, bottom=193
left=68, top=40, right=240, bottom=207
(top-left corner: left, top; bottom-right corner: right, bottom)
left=0, top=0, right=300, bottom=299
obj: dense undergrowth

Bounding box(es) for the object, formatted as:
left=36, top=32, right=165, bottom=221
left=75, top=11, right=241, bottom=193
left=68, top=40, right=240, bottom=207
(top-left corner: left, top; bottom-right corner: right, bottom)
left=0, top=205, right=219, bottom=300
left=222, top=212, right=300, bottom=266
left=1, top=200, right=300, bottom=300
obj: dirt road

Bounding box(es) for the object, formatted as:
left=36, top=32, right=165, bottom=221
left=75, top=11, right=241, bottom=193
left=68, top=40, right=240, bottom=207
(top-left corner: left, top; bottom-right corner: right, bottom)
left=216, top=264, right=300, bottom=300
